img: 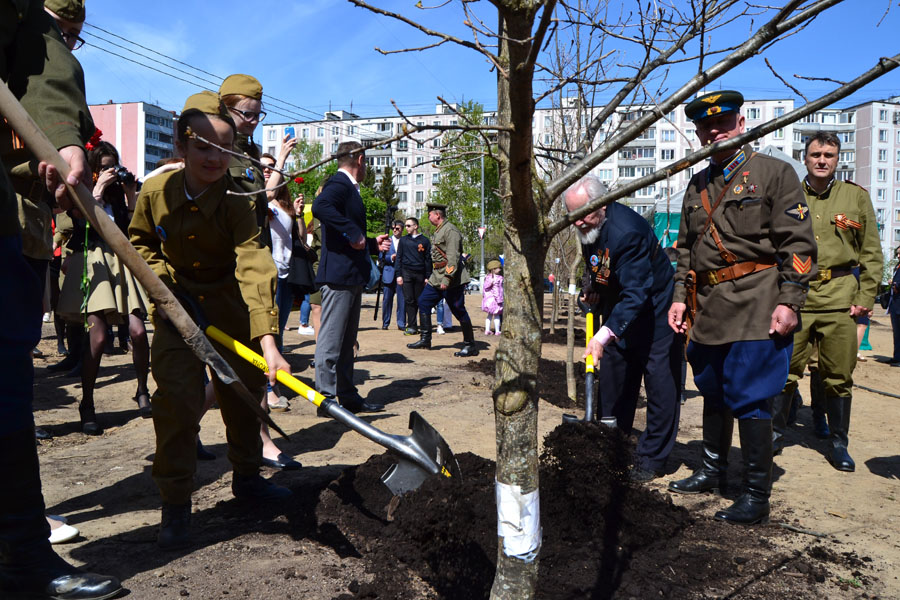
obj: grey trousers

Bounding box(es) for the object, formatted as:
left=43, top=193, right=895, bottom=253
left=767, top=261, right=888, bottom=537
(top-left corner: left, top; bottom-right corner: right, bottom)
left=315, top=283, right=363, bottom=398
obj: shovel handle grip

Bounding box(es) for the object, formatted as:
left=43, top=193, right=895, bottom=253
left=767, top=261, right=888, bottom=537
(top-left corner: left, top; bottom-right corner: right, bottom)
left=585, top=311, right=594, bottom=373
left=205, top=325, right=326, bottom=407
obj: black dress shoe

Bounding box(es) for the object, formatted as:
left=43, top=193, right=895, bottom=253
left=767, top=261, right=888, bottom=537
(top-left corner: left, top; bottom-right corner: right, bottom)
left=196, top=438, right=216, bottom=461
left=262, top=453, right=302, bottom=470
left=339, top=394, right=385, bottom=414
left=232, top=473, right=292, bottom=500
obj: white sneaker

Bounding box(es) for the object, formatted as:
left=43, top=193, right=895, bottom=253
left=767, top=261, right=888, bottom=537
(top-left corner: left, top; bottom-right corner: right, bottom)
left=42, top=312, right=51, bottom=323
left=47, top=516, right=79, bottom=544
left=436, top=325, right=445, bottom=335
left=297, top=325, right=315, bottom=336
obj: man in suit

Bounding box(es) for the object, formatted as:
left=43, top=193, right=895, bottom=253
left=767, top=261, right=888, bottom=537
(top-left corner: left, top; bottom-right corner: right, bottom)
left=567, top=176, right=681, bottom=483
left=312, top=141, right=391, bottom=413
left=379, top=220, right=405, bottom=330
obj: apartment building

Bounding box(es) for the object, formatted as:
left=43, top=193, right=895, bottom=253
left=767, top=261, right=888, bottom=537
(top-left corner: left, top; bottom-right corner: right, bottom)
left=88, top=101, right=176, bottom=178
left=261, top=98, right=794, bottom=219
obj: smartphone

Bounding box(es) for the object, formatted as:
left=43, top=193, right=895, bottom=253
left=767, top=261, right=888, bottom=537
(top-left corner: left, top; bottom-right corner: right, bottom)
left=284, top=126, right=295, bottom=139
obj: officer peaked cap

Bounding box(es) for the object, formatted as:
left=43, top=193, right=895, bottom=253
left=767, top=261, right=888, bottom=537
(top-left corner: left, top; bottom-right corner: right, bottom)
left=685, top=90, right=744, bottom=122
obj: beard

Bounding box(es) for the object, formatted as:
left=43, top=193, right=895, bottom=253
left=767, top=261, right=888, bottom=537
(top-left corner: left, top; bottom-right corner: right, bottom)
left=575, top=226, right=600, bottom=245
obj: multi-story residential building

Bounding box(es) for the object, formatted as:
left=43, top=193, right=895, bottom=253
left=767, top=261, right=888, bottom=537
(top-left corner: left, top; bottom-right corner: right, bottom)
left=88, top=101, right=176, bottom=178
left=793, top=97, right=900, bottom=258
left=262, top=98, right=795, bottom=219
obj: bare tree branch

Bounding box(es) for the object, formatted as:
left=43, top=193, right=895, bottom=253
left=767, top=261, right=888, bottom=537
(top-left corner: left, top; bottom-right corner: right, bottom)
left=765, top=57, right=809, bottom=102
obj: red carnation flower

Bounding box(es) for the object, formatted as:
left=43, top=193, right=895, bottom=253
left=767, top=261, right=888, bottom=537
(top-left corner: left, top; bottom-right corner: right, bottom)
left=294, top=176, right=304, bottom=184
left=85, top=128, right=103, bottom=151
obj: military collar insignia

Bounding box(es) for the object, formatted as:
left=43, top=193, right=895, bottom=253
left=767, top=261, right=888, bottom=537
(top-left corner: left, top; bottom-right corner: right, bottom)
left=721, top=149, right=747, bottom=183
left=785, top=203, right=810, bottom=221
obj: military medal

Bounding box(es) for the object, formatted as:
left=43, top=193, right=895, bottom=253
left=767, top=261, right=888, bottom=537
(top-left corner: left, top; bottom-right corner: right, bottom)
left=590, top=254, right=600, bottom=266
left=245, top=167, right=255, bottom=182
left=748, top=184, right=758, bottom=193
left=595, top=249, right=611, bottom=286
left=733, top=184, right=744, bottom=194
left=155, top=225, right=167, bottom=241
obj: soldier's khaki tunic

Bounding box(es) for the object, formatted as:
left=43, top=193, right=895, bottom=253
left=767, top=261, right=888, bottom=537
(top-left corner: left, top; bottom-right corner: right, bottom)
left=784, top=179, right=883, bottom=398
left=673, top=145, right=817, bottom=344
left=428, top=220, right=469, bottom=289
left=228, top=133, right=270, bottom=248
left=129, top=169, right=278, bottom=504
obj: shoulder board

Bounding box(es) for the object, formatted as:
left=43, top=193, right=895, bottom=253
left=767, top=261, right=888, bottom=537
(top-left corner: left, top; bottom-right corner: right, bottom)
left=844, top=180, right=868, bottom=191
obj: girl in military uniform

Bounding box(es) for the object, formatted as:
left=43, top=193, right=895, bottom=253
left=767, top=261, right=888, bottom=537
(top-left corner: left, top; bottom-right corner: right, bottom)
left=56, top=140, right=151, bottom=434
left=129, top=92, right=291, bottom=550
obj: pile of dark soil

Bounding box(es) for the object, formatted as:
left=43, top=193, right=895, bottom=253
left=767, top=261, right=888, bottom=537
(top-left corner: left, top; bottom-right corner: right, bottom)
left=319, top=422, right=865, bottom=599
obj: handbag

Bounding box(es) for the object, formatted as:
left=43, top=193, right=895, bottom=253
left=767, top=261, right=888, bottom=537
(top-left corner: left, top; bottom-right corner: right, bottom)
left=878, top=292, right=890, bottom=310
left=285, top=221, right=317, bottom=295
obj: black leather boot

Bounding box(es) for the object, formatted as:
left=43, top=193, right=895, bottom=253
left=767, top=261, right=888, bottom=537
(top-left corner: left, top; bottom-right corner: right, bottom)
left=0, top=427, right=122, bottom=599
left=158, top=502, right=192, bottom=550
left=714, top=418, right=772, bottom=525
left=47, top=325, right=83, bottom=372
left=669, top=404, right=733, bottom=495
left=407, top=312, right=432, bottom=349
left=78, top=396, right=103, bottom=436
left=810, top=370, right=830, bottom=438
left=453, top=320, right=478, bottom=357
left=770, top=391, right=791, bottom=456
left=825, top=396, right=854, bottom=472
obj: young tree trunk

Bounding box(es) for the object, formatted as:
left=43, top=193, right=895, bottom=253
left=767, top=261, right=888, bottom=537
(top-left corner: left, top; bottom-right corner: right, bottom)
left=491, top=4, right=544, bottom=599
left=564, top=245, right=582, bottom=400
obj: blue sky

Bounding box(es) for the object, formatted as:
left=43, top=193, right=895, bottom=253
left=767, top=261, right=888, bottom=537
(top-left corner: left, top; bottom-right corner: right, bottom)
left=77, top=1, right=900, bottom=138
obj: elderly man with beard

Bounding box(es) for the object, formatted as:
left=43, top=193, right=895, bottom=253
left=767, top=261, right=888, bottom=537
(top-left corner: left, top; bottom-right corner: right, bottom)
left=566, top=176, right=681, bottom=482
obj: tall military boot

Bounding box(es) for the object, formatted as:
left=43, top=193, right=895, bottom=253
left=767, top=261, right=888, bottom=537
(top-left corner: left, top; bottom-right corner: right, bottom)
left=825, top=396, right=854, bottom=472
left=407, top=312, right=432, bottom=349
left=669, top=404, right=733, bottom=494
left=46, top=324, right=82, bottom=373
left=0, top=427, right=121, bottom=599
left=770, top=391, right=792, bottom=456
left=453, top=320, right=479, bottom=357
left=158, top=502, right=191, bottom=550
left=54, top=314, right=68, bottom=356
left=714, top=418, right=773, bottom=525
left=809, top=370, right=830, bottom=438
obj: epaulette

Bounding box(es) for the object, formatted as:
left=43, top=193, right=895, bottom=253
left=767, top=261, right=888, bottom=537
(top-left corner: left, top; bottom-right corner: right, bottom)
left=845, top=180, right=868, bottom=192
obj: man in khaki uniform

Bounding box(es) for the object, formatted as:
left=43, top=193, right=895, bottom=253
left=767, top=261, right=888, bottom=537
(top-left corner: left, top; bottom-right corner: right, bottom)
left=667, top=90, right=817, bottom=525
left=407, top=202, right=478, bottom=356
left=130, top=91, right=291, bottom=550
left=0, top=1, right=121, bottom=597
left=772, top=131, right=882, bottom=472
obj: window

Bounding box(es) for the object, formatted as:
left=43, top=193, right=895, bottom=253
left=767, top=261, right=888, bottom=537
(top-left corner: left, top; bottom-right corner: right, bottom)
left=415, top=191, right=424, bottom=203
left=880, top=109, right=889, bottom=121
left=544, top=115, right=552, bottom=128
left=877, top=189, right=886, bottom=201
left=618, top=147, right=654, bottom=160
left=377, top=122, right=392, bottom=132
left=416, top=156, right=424, bottom=166
left=661, top=149, right=675, bottom=161
left=685, top=128, right=695, bottom=139
left=666, top=110, right=676, bottom=121
left=397, top=157, right=408, bottom=168
left=880, top=129, right=889, bottom=142
left=879, top=149, right=889, bottom=162
left=839, top=131, right=855, bottom=144
left=618, top=167, right=636, bottom=178
left=416, top=121, right=424, bottom=127
left=331, top=141, right=338, bottom=153
left=896, top=169, right=900, bottom=183
left=332, top=126, right=339, bottom=135
left=837, top=170, right=854, bottom=181
left=878, top=169, right=887, bottom=182
left=839, top=112, right=855, bottom=124
left=746, top=108, right=761, bottom=120
left=635, top=185, right=656, bottom=198
left=773, top=128, right=784, bottom=139
left=661, top=130, right=676, bottom=142
left=417, top=140, right=424, bottom=149
left=397, top=175, right=408, bottom=185
left=432, top=173, right=439, bottom=184
left=415, top=174, right=424, bottom=185
left=397, top=140, right=408, bottom=151
left=348, top=126, right=356, bottom=135
left=637, top=167, right=654, bottom=177
left=450, top=120, right=457, bottom=126
left=302, top=128, right=309, bottom=139
left=398, top=191, right=407, bottom=204
left=267, top=146, right=275, bottom=155
left=773, top=107, right=785, bottom=118
left=543, top=133, right=553, bottom=145
left=432, top=120, right=441, bottom=126
left=839, top=151, right=855, bottom=163
left=432, top=138, right=440, bottom=148
left=596, top=169, right=613, bottom=180
left=317, top=127, right=324, bottom=137
left=267, top=129, right=277, bottom=141
left=636, top=129, right=655, bottom=140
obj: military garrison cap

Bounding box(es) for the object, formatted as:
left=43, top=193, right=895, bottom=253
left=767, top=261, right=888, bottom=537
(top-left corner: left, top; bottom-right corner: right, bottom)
left=219, top=74, right=263, bottom=100
left=44, top=0, right=85, bottom=23
left=684, top=90, right=744, bottom=122
left=182, top=91, right=226, bottom=116
left=426, top=202, right=447, bottom=212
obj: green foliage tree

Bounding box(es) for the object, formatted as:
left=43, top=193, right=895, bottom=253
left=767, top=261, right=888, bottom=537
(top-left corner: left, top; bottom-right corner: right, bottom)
left=427, top=100, right=502, bottom=275
left=360, top=161, right=387, bottom=237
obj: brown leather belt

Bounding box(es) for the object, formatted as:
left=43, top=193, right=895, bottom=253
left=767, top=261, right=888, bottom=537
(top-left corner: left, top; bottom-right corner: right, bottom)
left=433, top=261, right=447, bottom=269
left=701, top=257, right=777, bottom=286
left=816, top=267, right=853, bottom=282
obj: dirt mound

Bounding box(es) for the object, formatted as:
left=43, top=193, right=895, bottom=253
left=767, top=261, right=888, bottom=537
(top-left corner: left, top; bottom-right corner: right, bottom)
left=318, top=422, right=859, bottom=599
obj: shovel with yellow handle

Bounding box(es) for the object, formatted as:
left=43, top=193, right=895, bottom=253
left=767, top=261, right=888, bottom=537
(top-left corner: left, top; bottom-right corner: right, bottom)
left=563, top=310, right=597, bottom=423
left=204, top=323, right=460, bottom=495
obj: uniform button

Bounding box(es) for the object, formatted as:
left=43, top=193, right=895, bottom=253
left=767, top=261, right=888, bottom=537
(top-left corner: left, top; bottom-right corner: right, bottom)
left=188, top=234, right=197, bottom=240
left=269, top=310, right=277, bottom=316
left=198, top=295, right=205, bottom=302
left=815, top=235, right=819, bottom=241
left=816, top=215, right=820, bottom=219
left=192, top=261, right=201, bottom=268
left=270, top=326, right=278, bottom=332
left=190, top=206, right=199, bottom=212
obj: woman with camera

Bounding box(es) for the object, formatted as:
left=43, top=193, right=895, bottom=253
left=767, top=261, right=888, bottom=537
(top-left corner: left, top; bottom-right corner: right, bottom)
left=57, top=140, right=152, bottom=434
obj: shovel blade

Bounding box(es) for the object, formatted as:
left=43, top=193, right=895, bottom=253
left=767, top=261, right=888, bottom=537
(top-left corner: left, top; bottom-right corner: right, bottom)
left=381, top=411, right=460, bottom=495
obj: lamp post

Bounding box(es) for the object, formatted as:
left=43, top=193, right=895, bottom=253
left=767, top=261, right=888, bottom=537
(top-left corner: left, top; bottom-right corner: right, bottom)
left=480, top=153, right=486, bottom=284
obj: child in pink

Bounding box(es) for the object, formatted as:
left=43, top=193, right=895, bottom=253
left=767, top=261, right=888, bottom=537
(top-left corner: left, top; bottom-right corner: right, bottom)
left=482, top=260, right=504, bottom=335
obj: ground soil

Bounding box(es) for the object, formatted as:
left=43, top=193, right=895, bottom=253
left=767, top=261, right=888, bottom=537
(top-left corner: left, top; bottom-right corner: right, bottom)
left=32, top=295, right=900, bottom=599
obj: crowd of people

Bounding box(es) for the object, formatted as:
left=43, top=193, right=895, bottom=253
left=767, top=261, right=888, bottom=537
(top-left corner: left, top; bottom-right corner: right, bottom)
left=2, top=1, right=897, bottom=598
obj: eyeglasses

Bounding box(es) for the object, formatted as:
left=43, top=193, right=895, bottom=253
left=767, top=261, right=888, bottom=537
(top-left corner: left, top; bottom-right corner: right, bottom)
left=61, top=31, right=85, bottom=51
left=405, top=224, right=415, bottom=228
left=228, top=107, right=267, bottom=122
left=393, top=226, right=402, bottom=230
left=261, top=163, right=275, bottom=171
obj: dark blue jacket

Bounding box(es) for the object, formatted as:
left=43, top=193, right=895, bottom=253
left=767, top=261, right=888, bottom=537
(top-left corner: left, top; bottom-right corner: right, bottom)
left=312, top=171, right=377, bottom=287
left=380, top=235, right=400, bottom=284
left=889, top=265, right=900, bottom=315
left=581, top=201, right=674, bottom=344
